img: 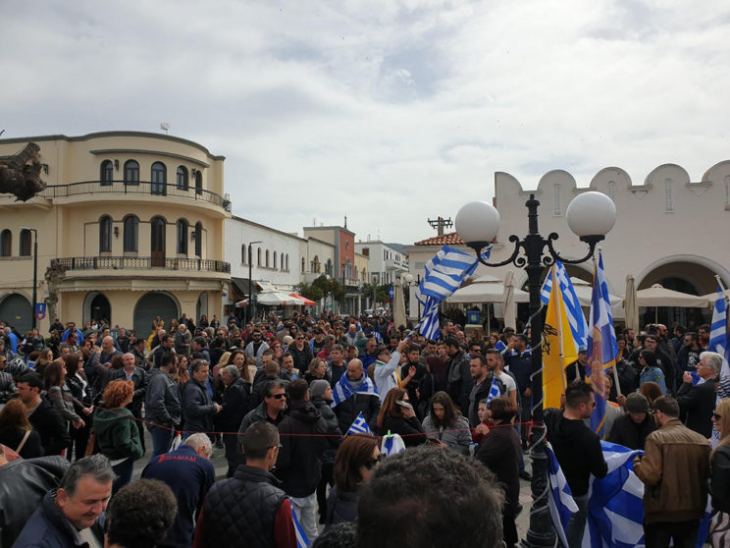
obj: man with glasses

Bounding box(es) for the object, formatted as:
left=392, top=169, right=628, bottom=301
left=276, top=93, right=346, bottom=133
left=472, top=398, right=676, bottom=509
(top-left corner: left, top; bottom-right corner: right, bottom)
left=244, top=330, right=269, bottom=368
left=289, top=332, right=313, bottom=373
left=239, top=380, right=287, bottom=436
left=276, top=380, right=332, bottom=542
left=546, top=382, right=607, bottom=547
left=195, top=422, right=296, bottom=547
left=634, top=396, right=711, bottom=547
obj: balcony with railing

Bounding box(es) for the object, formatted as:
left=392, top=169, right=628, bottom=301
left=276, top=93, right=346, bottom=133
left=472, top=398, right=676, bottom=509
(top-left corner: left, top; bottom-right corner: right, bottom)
left=10, top=180, right=231, bottom=212
left=51, top=256, right=231, bottom=274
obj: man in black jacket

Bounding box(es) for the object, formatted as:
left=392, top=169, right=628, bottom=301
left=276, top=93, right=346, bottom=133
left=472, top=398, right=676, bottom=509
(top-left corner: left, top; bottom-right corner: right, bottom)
left=15, top=372, right=69, bottom=455
left=182, top=360, right=221, bottom=436
left=445, top=338, right=472, bottom=412
left=276, top=379, right=330, bottom=543
left=467, top=354, right=504, bottom=428
left=217, top=365, right=252, bottom=477
left=607, top=392, right=656, bottom=450
left=195, top=422, right=296, bottom=547
left=333, top=359, right=380, bottom=434
left=547, top=383, right=607, bottom=547
left=677, top=351, right=720, bottom=438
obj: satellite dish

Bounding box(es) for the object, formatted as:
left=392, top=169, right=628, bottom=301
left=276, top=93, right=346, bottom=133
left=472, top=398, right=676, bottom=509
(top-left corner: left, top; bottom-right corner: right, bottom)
left=160, top=122, right=170, bottom=134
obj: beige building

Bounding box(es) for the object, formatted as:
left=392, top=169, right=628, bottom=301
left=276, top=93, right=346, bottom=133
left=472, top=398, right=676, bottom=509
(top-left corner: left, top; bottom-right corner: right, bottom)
left=0, top=131, right=231, bottom=335
left=408, top=160, right=730, bottom=328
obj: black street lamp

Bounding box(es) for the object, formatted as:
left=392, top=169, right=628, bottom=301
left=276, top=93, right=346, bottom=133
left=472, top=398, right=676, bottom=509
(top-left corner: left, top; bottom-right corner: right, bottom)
left=455, top=191, right=616, bottom=547
left=247, top=240, right=262, bottom=322
left=21, top=227, right=39, bottom=330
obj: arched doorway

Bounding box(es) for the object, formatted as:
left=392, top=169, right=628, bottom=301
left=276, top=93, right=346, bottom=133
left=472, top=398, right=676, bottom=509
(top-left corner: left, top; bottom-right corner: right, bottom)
left=0, top=293, right=32, bottom=333
left=196, top=292, right=208, bottom=323
left=133, top=292, right=179, bottom=335
left=637, top=261, right=716, bottom=329
left=84, top=292, right=111, bottom=325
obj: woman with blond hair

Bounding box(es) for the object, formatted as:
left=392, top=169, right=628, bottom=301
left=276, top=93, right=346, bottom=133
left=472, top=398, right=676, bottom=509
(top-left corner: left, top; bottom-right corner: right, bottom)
left=710, top=398, right=730, bottom=547
left=94, top=379, right=143, bottom=493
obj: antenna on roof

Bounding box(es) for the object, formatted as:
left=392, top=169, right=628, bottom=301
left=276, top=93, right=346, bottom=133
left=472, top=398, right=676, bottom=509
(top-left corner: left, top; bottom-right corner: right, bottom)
left=160, top=122, right=170, bottom=135
left=428, top=216, right=453, bottom=236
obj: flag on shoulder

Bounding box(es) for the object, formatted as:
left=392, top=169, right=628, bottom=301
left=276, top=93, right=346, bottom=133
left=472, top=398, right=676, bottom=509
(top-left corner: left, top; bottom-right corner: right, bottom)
left=586, top=250, right=618, bottom=436
left=331, top=373, right=378, bottom=408
left=542, top=265, right=580, bottom=409
left=346, top=412, right=372, bottom=435
left=485, top=375, right=502, bottom=405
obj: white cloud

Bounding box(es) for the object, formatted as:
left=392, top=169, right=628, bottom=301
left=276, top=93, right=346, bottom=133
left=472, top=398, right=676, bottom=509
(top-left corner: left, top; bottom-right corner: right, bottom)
left=2, top=0, right=730, bottom=243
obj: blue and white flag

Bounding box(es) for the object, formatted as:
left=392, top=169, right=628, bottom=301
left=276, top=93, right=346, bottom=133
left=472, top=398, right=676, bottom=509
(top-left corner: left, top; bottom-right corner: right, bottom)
left=545, top=442, right=579, bottom=548
left=381, top=432, right=406, bottom=457
left=710, top=283, right=730, bottom=399
left=485, top=375, right=501, bottom=405
left=540, top=261, right=589, bottom=350
left=415, top=245, right=490, bottom=340
left=547, top=440, right=711, bottom=548
left=346, top=412, right=372, bottom=435
left=291, top=503, right=310, bottom=548
left=586, top=251, right=618, bottom=437
left=331, top=373, right=378, bottom=408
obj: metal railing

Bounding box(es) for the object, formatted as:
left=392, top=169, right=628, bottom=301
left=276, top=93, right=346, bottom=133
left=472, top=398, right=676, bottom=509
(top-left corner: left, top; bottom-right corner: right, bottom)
left=37, top=181, right=231, bottom=210
left=51, top=256, right=231, bottom=273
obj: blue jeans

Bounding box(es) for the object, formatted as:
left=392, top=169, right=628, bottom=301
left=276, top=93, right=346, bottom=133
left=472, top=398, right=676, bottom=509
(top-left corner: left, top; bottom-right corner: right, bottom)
left=566, top=494, right=589, bottom=547
left=147, top=422, right=174, bottom=458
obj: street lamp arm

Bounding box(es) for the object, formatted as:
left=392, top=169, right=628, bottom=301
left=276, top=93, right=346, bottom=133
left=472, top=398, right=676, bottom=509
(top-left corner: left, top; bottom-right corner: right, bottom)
left=545, top=232, right=603, bottom=265
left=468, top=235, right=522, bottom=268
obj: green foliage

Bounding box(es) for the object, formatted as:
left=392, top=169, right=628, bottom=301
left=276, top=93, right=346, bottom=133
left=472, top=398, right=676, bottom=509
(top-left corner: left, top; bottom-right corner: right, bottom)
left=362, top=283, right=391, bottom=304
left=298, top=275, right=346, bottom=303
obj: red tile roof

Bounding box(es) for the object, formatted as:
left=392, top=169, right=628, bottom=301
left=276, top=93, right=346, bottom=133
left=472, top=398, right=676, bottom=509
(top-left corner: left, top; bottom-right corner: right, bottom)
left=414, top=232, right=464, bottom=246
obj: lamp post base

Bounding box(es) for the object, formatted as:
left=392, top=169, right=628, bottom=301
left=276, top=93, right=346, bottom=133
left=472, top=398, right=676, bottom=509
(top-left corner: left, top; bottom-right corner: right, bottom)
left=521, top=424, right=556, bottom=548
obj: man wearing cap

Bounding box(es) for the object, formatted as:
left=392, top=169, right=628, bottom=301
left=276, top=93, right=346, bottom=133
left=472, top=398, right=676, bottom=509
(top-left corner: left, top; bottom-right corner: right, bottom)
left=607, top=393, right=656, bottom=450
left=373, top=339, right=408, bottom=398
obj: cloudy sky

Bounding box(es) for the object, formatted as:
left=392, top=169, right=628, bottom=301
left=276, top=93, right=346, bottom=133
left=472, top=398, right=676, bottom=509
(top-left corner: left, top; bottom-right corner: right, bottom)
left=2, top=0, right=730, bottom=243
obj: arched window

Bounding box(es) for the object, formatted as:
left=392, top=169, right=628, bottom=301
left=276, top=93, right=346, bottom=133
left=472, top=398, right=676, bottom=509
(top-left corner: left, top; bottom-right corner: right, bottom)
left=194, top=222, right=202, bottom=257
left=257, top=248, right=262, bottom=266
left=241, top=244, right=246, bottom=264
left=151, top=162, right=167, bottom=195
left=99, top=216, right=112, bottom=253
left=100, top=160, right=114, bottom=186
left=265, top=250, right=270, bottom=268
left=124, top=160, right=139, bottom=185
left=176, top=219, right=189, bottom=255
left=19, top=229, right=32, bottom=256
left=0, top=229, right=12, bottom=257
left=176, top=166, right=189, bottom=191
left=195, top=171, right=203, bottom=195
left=273, top=251, right=278, bottom=270
left=123, top=215, right=139, bottom=252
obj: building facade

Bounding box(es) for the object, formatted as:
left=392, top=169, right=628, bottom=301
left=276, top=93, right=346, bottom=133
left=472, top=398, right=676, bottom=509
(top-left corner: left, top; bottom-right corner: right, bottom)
left=407, top=161, right=730, bottom=327
left=355, top=240, right=408, bottom=285
left=0, top=132, right=231, bottom=335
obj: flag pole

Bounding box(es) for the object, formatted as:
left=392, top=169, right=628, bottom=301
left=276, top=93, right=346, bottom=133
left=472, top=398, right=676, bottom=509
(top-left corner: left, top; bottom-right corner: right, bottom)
left=554, top=267, right=568, bottom=392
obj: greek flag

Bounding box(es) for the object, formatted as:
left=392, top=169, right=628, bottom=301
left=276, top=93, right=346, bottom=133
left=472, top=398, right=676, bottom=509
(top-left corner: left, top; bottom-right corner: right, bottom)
left=346, top=412, right=372, bottom=435
left=485, top=375, right=501, bottom=405
left=586, top=251, right=618, bottom=436
left=415, top=245, right=490, bottom=340
left=710, top=283, right=730, bottom=398
left=292, top=504, right=310, bottom=547
left=540, top=261, right=588, bottom=349
left=381, top=432, right=406, bottom=457
left=331, top=373, right=378, bottom=408
left=547, top=441, right=645, bottom=547
left=547, top=440, right=712, bottom=548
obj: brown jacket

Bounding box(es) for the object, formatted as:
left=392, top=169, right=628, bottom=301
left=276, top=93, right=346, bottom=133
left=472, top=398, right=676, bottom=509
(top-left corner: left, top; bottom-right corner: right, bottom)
left=634, top=418, right=710, bottom=523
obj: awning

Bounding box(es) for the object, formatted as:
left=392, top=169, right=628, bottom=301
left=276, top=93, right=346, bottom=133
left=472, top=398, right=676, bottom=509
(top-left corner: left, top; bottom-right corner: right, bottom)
left=257, top=291, right=302, bottom=306
left=289, top=293, right=316, bottom=306
left=231, top=277, right=258, bottom=297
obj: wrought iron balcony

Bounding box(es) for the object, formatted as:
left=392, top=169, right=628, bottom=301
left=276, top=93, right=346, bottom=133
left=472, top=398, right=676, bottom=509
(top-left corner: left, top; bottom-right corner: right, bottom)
left=51, top=256, right=231, bottom=273
left=36, top=180, right=231, bottom=211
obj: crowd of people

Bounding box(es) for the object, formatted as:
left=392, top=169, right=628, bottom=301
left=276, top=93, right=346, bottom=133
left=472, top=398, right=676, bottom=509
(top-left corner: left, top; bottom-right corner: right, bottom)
left=0, top=313, right=729, bottom=547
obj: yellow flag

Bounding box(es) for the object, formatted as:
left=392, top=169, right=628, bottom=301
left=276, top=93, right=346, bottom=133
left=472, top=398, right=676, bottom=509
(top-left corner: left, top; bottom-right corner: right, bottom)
left=542, top=266, right=580, bottom=409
